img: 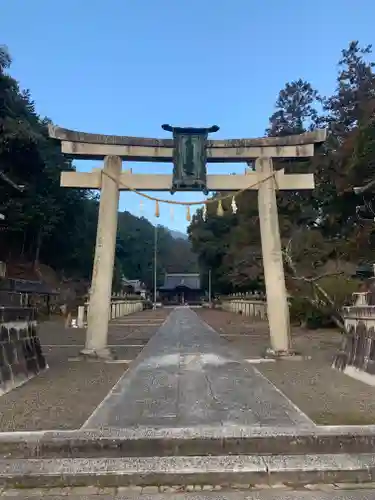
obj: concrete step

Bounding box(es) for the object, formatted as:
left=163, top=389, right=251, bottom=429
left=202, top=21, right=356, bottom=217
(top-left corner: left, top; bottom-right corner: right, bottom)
left=1, top=453, right=375, bottom=489
left=1, top=427, right=375, bottom=458
left=3, top=487, right=375, bottom=499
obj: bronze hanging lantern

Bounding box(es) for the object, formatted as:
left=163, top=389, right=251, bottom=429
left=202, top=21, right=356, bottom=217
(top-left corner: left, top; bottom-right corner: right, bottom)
left=162, top=124, right=219, bottom=195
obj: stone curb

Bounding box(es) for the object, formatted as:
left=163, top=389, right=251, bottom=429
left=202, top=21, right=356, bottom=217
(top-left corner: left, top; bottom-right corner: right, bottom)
left=2, top=426, right=375, bottom=458
left=0, top=453, right=375, bottom=489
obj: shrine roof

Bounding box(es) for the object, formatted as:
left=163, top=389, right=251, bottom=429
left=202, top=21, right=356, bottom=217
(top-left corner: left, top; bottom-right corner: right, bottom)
left=159, top=273, right=201, bottom=290
left=0, top=278, right=58, bottom=295
left=121, top=278, right=146, bottom=292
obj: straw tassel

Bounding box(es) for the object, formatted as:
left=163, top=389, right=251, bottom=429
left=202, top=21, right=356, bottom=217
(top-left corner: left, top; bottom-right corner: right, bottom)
left=231, top=196, right=238, bottom=214
left=202, top=204, right=207, bottom=221
left=186, top=206, right=191, bottom=221
left=217, top=200, right=224, bottom=216
left=155, top=200, right=160, bottom=217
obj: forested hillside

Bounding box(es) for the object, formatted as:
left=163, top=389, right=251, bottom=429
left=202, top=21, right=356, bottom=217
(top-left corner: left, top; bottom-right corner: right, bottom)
left=189, top=41, right=375, bottom=308
left=0, top=45, right=197, bottom=288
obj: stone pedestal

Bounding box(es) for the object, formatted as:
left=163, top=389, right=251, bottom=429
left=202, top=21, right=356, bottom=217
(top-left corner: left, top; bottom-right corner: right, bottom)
left=256, top=157, right=291, bottom=353
left=83, top=156, right=121, bottom=360
left=333, top=296, right=375, bottom=386
left=0, top=306, right=47, bottom=395
left=77, top=305, right=85, bottom=328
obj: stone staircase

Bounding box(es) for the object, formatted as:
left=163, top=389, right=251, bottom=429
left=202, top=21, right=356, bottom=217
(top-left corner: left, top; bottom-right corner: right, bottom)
left=1, top=307, right=375, bottom=492
left=1, top=427, right=375, bottom=489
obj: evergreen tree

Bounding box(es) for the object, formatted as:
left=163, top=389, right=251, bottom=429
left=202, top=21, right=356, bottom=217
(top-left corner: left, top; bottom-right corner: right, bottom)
left=0, top=45, right=197, bottom=286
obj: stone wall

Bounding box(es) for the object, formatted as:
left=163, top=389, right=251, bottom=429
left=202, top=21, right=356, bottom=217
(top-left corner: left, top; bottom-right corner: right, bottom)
left=0, top=307, right=47, bottom=395
left=109, top=300, right=144, bottom=319
left=76, top=299, right=145, bottom=328
left=333, top=291, right=375, bottom=386
left=218, top=294, right=268, bottom=320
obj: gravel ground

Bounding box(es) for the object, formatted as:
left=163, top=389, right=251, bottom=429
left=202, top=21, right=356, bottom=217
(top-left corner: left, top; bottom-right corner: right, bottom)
left=0, top=362, right=126, bottom=431
left=0, top=309, right=170, bottom=432
left=197, top=309, right=375, bottom=425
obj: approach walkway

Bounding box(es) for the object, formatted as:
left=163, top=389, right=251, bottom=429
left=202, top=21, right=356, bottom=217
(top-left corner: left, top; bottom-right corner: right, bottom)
left=83, top=307, right=314, bottom=429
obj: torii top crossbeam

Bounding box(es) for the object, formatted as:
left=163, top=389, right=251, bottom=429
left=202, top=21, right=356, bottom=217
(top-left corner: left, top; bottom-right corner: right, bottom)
left=49, top=125, right=326, bottom=192
left=49, top=125, right=326, bottom=162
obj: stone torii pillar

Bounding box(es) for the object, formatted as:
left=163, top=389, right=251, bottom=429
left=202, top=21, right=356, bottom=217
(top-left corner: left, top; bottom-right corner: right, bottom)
left=256, top=157, right=291, bottom=354
left=81, top=155, right=122, bottom=359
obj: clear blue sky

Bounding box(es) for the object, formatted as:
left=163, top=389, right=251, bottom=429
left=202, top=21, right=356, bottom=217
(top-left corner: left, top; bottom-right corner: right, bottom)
left=1, top=0, right=374, bottom=233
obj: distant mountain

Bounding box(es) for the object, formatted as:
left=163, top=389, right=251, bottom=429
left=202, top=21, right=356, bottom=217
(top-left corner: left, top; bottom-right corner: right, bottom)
left=169, top=229, right=188, bottom=240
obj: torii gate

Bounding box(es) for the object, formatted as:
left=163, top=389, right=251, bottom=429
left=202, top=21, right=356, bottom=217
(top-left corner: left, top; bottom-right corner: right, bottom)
left=49, top=125, right=326, bottom=359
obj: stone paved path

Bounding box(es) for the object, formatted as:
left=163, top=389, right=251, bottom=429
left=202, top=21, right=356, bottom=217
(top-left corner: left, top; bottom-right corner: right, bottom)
left=83, top=307, right=314, bottom=429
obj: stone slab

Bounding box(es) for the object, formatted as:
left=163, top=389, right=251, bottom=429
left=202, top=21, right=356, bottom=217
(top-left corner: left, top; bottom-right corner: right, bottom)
left=4, top=490, right=375, bottom=499
left=3, top=425, right=375, bottom=458
left=1, top=454, right=375, bottom=489
left=0, top=455, right=267, bottom=488
left=264, top=453, right=375, bottom=485
left=82, top=308, right=314, bottom=429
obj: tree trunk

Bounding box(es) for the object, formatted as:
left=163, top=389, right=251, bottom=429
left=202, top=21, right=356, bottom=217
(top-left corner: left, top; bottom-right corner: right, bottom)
left=34, top=227, right=43, bottom=269
left=20, top=229, right=27, bottom=257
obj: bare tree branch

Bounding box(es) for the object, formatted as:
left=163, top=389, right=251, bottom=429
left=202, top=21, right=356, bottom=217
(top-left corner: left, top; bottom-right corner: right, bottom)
left=353, top=177, right=375, bottom=194
left=291, top=271, right=345, bottom=283
left=282, top=236, right=346, bottom=331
